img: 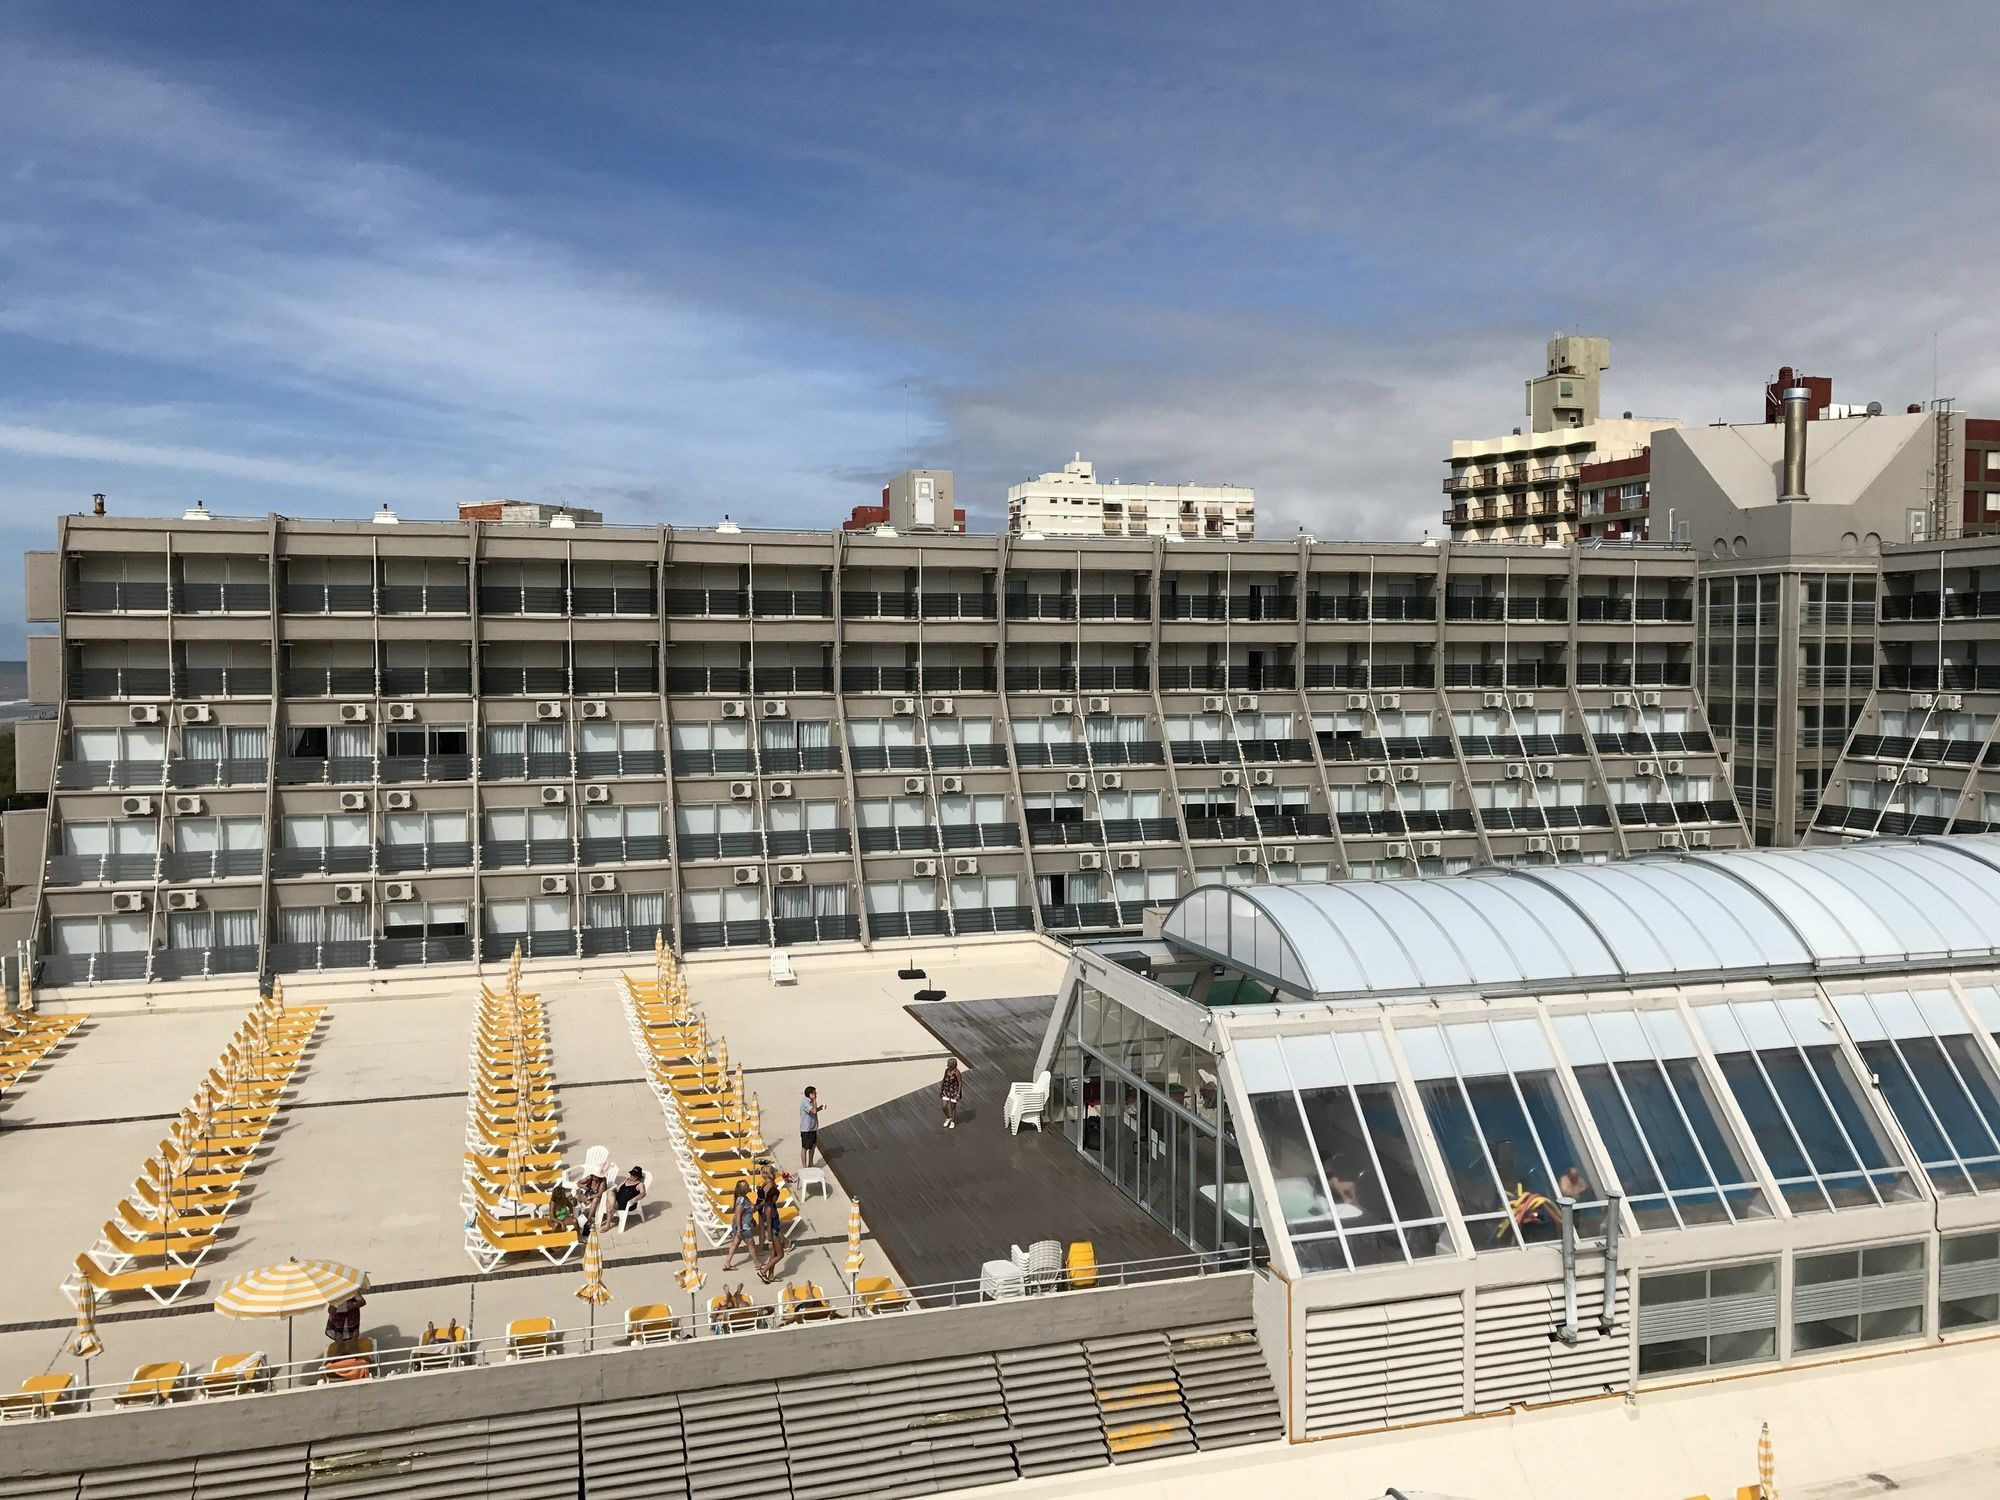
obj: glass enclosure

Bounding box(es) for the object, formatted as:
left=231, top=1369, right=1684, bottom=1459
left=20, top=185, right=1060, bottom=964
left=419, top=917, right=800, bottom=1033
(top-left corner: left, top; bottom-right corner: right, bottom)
left=1829, top=990, right=2000, bottom=1196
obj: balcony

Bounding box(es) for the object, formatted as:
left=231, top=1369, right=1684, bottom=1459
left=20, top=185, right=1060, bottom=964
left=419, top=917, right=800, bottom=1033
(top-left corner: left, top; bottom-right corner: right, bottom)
left=1011, top=741, right=1088, bottom=768
left=375, top=935, right=475, bottom=968
left=66, top=667, right=173, bottom=699
left=751, top=589, right=831, bottom=618
left=771, top=913, right=861, bottom=945
left=270, top=846, right=372, bottom=876
left=1876, top=665, right=2000, bottom=691
left=56, top=760, right=166, bottom=790
left=1573, top=662, right=1694, bottom=687
left=1100, top=818, right=1180, bottom=844
left=378, top=583, right=470, bottom=615
left=378, top=666, right=472, bottom=696
left=1077, top=594, right=1150, bottom=621
left=866, top=910, right=950, bottom=940
left=840, top=665, right=918, bottom=694
left=1170, top=739, right=1237, bottom=765
left=575, top=749, right=667, bottom=778
left=1183, top=815, right=1261, bottom=842
left=1088, top=740, right=1163, bottom=767
left=45, top=852, right=159, bottom=885
left=67, top=581, right=169, bottom=612
left=40, top=952, right=151, bottom=985
left=578, top=834, right=673, bottom=864
left=926, top=743, right=1007, bottom=769
left=762, top=828, right=851, bottom=856
left=172, top=666, right=272, bottom=698
left=1305, top=595, right=1437, bottom=623
left=1797, top=666, right=1876, bottom=690
left=1336, top=809, right=1478, bottom=835
left=478, top=585, right=568, bottom=615
left=1006, top=595, right=1079, bottom=622
left=1590, top=730, right=1715, bottom=756
left=281, top=582, right=375, bottom=614
left=1027, top=819, right=1106, bottom=848
left=922, top=666, right=997, bottom=693
left=1457, top=733, right=1590, bottom=758
left=682, top=919, right=773, bottom=951
left=1441, top=662, right=1567, bottom=689
left=1239, top=738, right=1313, bottom=762
left=480, top=931, right=578, bottom=961
left=569, top=586, right=656, bottom=616
left=670, top=748, right=754, bottom=775
left=153, top=947, right=259, bottom=980
left=1577, top=597, right=1695, bottom=624
left=848, top=744, right=927, bottom=771
left=665, top=588, right=748, bottom=617
left=480, top=666, right=572, bottom=696
left=1226, top=595, right=1296, bottom=622
left=1479, top=806, right=1613, bottom=832
left=1162, top=596, right=1227, bottom=622
left=950, top=906, right=1035, bottom=936
left=840, top=591, right=918, bottom=620
left=1612, top=801, right=1741, bottom=827
left=919, top=592, right=997, bottom=620
left=481, top=753, right=574, bottom=780
left=1881, top=590, right=2000, bottom=622
left=757, top=746, right=843, bottom=774
left=939, top=822, right=1022, bottom=850
left=581, top=924, right=668, bottom=956
left=1256, top=813, right=1333, bottom=839
left=168, top=757, right=270, bottom=788
left=281, top=666, right=377, bottom=697
left=376, top=842, right=474, bottom=873
left=1075, top=666, right=1147, bottom=692
left=378, top=754, right=472, bottom=783
left=574, top=664, right=659, bottom=695
left=857, top=825, right=938, bottom=854
left=752, top=666, right=831, bottom=694
left=480, top=840, right=576, bottom=870
left=1843, top=735, right=1980, bottom=766
left=1005, top=665, right=1078, bottom=693
left=664, top=666, right=750, bottom=694
left=275, top=756, right=375, bottom=785
left=172, top=582, right=271, bottom=613
left=1444, top=597, right=1569, bottom=623
left=675, top=832, right=767, bottom=860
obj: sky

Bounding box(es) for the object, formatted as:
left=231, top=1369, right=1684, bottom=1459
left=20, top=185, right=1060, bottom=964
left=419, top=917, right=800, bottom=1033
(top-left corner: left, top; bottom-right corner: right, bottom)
left=4, top=2, right=1999, bottom=653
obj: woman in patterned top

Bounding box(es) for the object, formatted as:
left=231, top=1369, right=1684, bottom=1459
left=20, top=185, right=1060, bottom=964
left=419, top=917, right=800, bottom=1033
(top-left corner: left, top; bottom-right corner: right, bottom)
left=940, top=1058, right=964, bottom=1129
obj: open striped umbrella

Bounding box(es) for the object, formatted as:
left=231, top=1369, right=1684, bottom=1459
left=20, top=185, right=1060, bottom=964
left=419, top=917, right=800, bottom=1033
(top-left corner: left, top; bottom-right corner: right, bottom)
left=1758, top=1421, right=1776, bottom=1499
left=215, top=1258, right=368, bottom=1374
left=844, top=1198, right=865, bottom=1287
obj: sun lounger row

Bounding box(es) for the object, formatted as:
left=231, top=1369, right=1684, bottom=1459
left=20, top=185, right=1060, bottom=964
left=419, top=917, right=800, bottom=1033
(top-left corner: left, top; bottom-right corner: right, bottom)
left=0, top=1008, right=87, bottom=1098
left=66, top=990, right=322, bottom=1307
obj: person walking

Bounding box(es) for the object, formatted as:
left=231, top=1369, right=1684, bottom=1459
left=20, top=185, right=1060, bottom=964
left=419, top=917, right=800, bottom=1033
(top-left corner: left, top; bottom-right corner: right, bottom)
left=721, top=1178, right=756, bottom=1272
left=940, top=1058, right=964, bottom=1129
left=753, top=1164, right=787, bottom=1283
left=798, top=1085, right=822, bottom=1167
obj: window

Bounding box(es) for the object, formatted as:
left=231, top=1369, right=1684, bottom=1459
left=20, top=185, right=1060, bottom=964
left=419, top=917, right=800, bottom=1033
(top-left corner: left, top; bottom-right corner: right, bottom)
left=381, top=900, right=467, bottom=939
left=584, top=890, right=666, bottom=932
left=1941, top=1230, right=2000, bottom=1330
left=1793, top=1242, right=1926, bottom=1352
left=484, top=896, right=572, bottom=935
left=1556, top=1009, right=1769, bottom=1229
left=72, top=725, right=166, bottom=764
left=1399, top=1019, right=1606, bottom=1249
left=1696, top=998, right=1917, bottom=1212
left=385, top=810, right=471, bottom=846
left=282, top=814, right=368, bottom=850
left=1637, top=1261, right=1778, bottom=1376
left=167, top=908, right=260, bottom=953
left=1832, top=990, right=2000, bottom=1194
left=384, top=724, right=468, bottom=758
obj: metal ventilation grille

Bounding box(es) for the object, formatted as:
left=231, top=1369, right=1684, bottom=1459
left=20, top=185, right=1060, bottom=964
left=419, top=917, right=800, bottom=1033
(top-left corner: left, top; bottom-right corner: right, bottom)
left=582, top=1395, right=690, bottom=1500
left=680, top=1382, right=788, bottom=1500
left=996, top=1343, right=1107, bottom=1477
left=1085, top=1332, right=1194, bottom=1464
left=1302, top=1294, right=1464, bottom=1437
left=777, top=1352, right=1015, bottom=1500
left=80, top=1460, right=195, bottom=1500
left=0, top=1479, right=78, bottom=1500
left=484, top=1410, right=583, bottom=1500
left=304, top=1417, right=538, bottom=1496
left=1170, top=1320, right=1284, bottom=1449
left=1473, top=1274, right=1631, bottom=1412
left=193, top=1444, right=311, bottom=1500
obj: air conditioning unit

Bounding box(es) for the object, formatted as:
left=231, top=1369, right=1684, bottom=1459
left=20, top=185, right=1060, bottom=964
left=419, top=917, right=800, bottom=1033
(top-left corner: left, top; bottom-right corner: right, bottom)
left=338, top=702, right=369, bottom=722
left=1116, top=851, right=1141, bottom=869
left=579, top=700, right=608, bottom=719
left=1252, top=769, right=1275, bottom=786
left=1637, top=761, right=1659, bottom=778
left=111, top=891, right=148, bottom=913
left=384, top=790, right=414, bottom=810
left=776, top=865, right=804, bottom=884
left=386, top=703, right=417, bottom=721
left=339, top=791, right=369, bottom=811
left=178, top=703, right=213, bottom=724
left=1534, top=762, right=1554, bottom=779
left=1066, top=772, right=1089, bottom=791
left=912, top=858, right=938, bottom=877
left=1220, top=769, right=1243, bottom=786
left=1085, top=697, right=1110, bottom=715
left=1386, top=842, right=1410, bottom=860
left=1482, top=693, right=1506, bottom=708
left=1202, top=696, right=1226, bottom=712
left=930, top=697, right=957, bottom=716
left=382, top=881, right=414, bottom=902
left=1098, top=772, right=1122, bottom=790
left=534, top=700, right=563, bottom=720
left=1878, top=765, right=1901, bottom=782
left=729, top=781, right=755, bottom=799
left=1417, top=840, right=1442, bottom=858
left=1050, top=697, right=1074, bottom=715
left=1235, top=694, right=1259, bottom=711
left=1346, top=694, right=1369, bottom=711
left=539, top=874, right=569, bottom=895
left=582, top=783, right=610, bottom=803
left=1558, top=835, right=1582, bottom=852
left=1234, top=847, right=1259, bottom=865
left=333, top=884, right=366, bottom=904
left=904, top=776, right=928, bottom=795
left=939, top=776, right=964, bottom=793
left=1506, top=763, right=1528, bottom=779
left=1689, top=832, right=1714, bottom=848
left=1911, top=692, right=1936, bottom=710
left=128, top=704, right=163, bottom=724
left=762, top=699, right=788, bottom=718
left=1939, top=693, right=1965, bottom=711
left=769, top=780, right=796, bottom=799
left=1612, top=691, right=1635, bottom=708
left=166, top=890, right=200, bottom=911
left=1397, top=766, right=1419, bottom=782
left=1910, top=767, right=1932, bottom=785
left=890, top=697, right=916, bottom=715
left=721, top=700, right=747, bottom=719
left=1513, top=693, right=1535, bottom=708
left=1270, top=845, right=1296, bottom=863
left=541, top=786, right=567, bottom=805
left=1377, top=693, right=1401, bottom=710
left=1078, top=852, right=1105, bottom=870
left=587, top=873, right=619, bottom=893
left=170, top=794, right=204, bottom=815
left=1528, top=836, right=1553, bottom=854
left=1661, top=831, right=1686, bottom=849
left=1665, top=758, right=1685, bottom=775
left=1366, top=766, right=1388, bottom=783
left=952, top=856, right=979, bottom=875
left=1640, top=691, right=1662, bottom=707
left=733, top=866, right=760, bottom=885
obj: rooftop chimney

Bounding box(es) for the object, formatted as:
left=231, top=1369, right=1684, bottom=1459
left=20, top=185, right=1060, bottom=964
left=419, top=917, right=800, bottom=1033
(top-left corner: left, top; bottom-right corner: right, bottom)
left=1778, top=387, right=1811, bottom=502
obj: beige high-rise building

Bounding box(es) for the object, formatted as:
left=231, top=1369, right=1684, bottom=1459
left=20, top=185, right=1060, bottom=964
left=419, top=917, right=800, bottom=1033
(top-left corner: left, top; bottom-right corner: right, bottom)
left=1007, top=455, right=1254, bottom=541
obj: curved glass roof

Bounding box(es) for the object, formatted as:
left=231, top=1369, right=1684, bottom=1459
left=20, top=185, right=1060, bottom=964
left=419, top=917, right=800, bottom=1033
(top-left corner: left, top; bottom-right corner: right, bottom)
left=1159, top=835, right=2000, bottom=1005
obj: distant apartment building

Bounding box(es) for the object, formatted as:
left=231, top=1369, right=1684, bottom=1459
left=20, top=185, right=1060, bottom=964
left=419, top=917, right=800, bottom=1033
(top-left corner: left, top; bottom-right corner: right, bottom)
left=843, top=469, right=965, bottom=533
left=5, top=509, right=1741, bottom=988
left=1443, top=335, right=1680, bottom=544
left=1007, top=456, right=1254, bottom=540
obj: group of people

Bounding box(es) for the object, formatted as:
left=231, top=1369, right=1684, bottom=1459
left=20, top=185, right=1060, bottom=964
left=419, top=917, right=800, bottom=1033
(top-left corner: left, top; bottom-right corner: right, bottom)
left=721, top=1162, right=793, bottom=1282
left=545, top=1145, right=651, bottom=1242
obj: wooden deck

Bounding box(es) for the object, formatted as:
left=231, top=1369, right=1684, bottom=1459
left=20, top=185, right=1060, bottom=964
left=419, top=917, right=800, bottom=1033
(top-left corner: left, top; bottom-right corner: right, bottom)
left=816, top=995, right=1183, bottom=1293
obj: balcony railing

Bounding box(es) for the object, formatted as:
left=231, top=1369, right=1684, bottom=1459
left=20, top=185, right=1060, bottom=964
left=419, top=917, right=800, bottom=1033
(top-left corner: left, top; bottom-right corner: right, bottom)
left=573, top=665, right=658, bottom=695
left=575, top=750, right=667, bottom=778
left=1441, top=662, right=1567, bottom=688
left=771, top=913, right=861, bottom=945
left=1574, top=662, right=1693, bottom=687
left=1591, top=731, right=1715, bottom=756
left=569, top=586, right=657, bottom=616
left=39, top=952, right=151, bottom=986
left=840, top=666, right=918, bottom=693
left=1478, top=805, right=1613, bottom=831
left=271, top=846, right=372, bottom=876
left=1162, top=596, right=1226, bottom=621
left=1157, top=666, right=1296, bottom=691
left=56, top=760, right=166, bottom=789
left=168, top=757, right=270, bottom=788
left=939, top=822, right=1022, bottom=850
left=1256, top=813, right=1333, bottom=839
left=1027, top=819, right=1106, bottom=847
left=1305, top=595, right=1437, bottom=622
left=1880, top=590, right=2000, bottom=622
left=664, top=667, right=750, bottom=695
left=1337, top=809, right=1478, bottom=835
left=375, top=934, right=476, bottom=968
left=172, top=666, right=272, bottom=698
left=1006, top=595, right=1078, bottom=621
left=379, top=667, right=472, bottom=696
left=479, top=931, right=578, bottom=960
left=579, top=835, right=673, bottom=864
left=1301, top=663, right=1434, bottom=690
left=1226, top=596, right=1296, bottom=622
left=762, top=828, right=851, bottom=856
left=1183, top=815, right=1261, bottom=842
left=950, top=906, right=1035, bottom=935
left=665, top=588, right=748, bottom=617
left=378, top=583, right=470, bottom=615
left=752, top=667, right=832, bottom=694
left=377, top=842, right=475, bottom=872
left=45, top=852, right=159, bottom=885
left=1005, top=666, right=1078, bottom=693
left=378, top=754, right=472, bottom=782
left=281, top=666, right=377, bottom=697
left=480, top=839, right=576, bottom=869
left=847, top=744, right=927, bottom=771
left=1612, top=800, right=1740, bottom=826
left=1170, top=739, right=1236, bottom=765
left=1444, top=597, right=1570, bottom=623
left=670, top=749, right=755, bottom=775
left=153, top=947, right=259, bottom=980
left=66, top=667, right=173, bottom=699
left=480, top=666, right=572, bottom=696
left=478, top=585, right=568, bottom=615
left=683, top=919, right=773, bottom=951
left=840, top=591, right=918, bottom=620
left=1076, top=594, right=1150, bottom=621
left=172, top=582, right=271, bottom=613
left=281, top=582, right=376, bottom=613
left=1456, top=733, right=1590, bottom=758
left=1089, top=740, right=1163, bottom=766
left=927, top=743, right=1007, bottom=769
left=67, top=581, right=169, bottom=612
left=919, top=592, right=997, bottom=620
left=751, top=589, right=831, bottom=618
left=1238, top=738, right=1313, bottom=762
left=1076, top=666, right=1147, bottom=692
left=1877, top=665, right=2000, bottom=691
left=858, top=825, right=939, bottom=853
left=1100, top=817, right=1180, bottom=844
left=1011, top=741, right=1088, bottom=767
left=275, top=756, right=375, bottom=785
left=757, top=746, right=843, bottom=774
left=922, top=667, right=997, bottom=693
left=481, top=752, right=575, bottom=780
left=1843, top=735, right=1980, bottom=765
left=675, top=832, right=768, bottom=860
left=582, top=924, right=666, bottom=956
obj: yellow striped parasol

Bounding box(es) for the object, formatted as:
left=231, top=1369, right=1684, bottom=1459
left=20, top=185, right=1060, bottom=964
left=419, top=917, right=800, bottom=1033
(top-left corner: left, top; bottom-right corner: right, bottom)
left=504, top=1133, right=532, bottom=1221
left=67, top=1284, right=103, bottom=1360
left=714, top=1036, right=728, bottom=1083
left=747, top=1093, right=766, bottom=1156
left=1758, top=1421, right=1776, bottom=1499
left=844, top=1197, right=865, bottom=1280
left=678, top=1217, right=704, bottom=1292
left=215, top=1257, right=368, bottom=1372
left=576, top=1227, right=612, bottom=1306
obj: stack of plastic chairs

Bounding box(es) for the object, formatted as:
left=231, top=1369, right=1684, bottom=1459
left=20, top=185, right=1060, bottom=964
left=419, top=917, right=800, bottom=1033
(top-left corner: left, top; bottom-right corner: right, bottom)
left=68, top=985, right=322, bottom=1306
left=617, top=936, right=800, bottom=1247
left=461, top=944, right=575, bottom=1271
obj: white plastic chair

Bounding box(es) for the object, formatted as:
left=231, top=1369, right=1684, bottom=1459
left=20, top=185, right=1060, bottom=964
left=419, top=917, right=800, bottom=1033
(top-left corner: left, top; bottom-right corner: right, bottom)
left=769, top=950, right=797, bottom=985
left=1003, top=1070, right=1052, bottom=1134
left=616, top=1167, right=655, bottom=1232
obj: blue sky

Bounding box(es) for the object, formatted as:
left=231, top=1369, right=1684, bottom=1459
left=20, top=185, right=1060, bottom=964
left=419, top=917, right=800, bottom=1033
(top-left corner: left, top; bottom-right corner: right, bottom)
left=4, top=3, right=1998, bottom=650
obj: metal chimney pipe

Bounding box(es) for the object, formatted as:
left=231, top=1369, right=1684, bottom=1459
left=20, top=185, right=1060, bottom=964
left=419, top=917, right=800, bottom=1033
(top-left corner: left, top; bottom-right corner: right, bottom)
left=1778, top=386, right=1811, bottom=502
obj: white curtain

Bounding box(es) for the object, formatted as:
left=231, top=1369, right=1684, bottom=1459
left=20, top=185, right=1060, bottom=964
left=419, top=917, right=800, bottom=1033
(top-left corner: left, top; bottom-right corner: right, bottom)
left=182, top=726, right=225, bottom=760
left=812, top=884, right=847, bottom=918
left=228, top=726, right=268, bottom=759
left=216, top=909, right=258, bottom=949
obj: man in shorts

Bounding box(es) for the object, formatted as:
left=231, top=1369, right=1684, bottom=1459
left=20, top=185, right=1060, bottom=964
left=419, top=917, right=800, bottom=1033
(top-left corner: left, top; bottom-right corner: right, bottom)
left=799, top=1085, right=822, bottom=1167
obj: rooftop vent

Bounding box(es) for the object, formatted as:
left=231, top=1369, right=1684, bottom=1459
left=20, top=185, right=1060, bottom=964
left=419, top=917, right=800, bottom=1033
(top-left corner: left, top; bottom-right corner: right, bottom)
left=372, top=504, right=400, bottom=525
left=181, top=502, right=211, bottom=521
left=716, top=515, right=742, bottom=534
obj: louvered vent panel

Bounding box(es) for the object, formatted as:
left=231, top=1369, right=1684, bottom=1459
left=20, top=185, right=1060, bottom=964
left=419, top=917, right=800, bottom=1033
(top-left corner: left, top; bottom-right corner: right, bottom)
left=1383, top=1296, right=1466, bottom=1427
left=1168, top=1320, right=1281, bottom=1450
left=193, top=1444, right=310, bottom=1500
left=1085, top=1332, right=1193, bottom=1464
left=779, top=1355, right=1011, bottom=1500
left=0, top=1475, right=82, bottom=1500
left=483, top=1409, right=580, bottom=1500
left=1475, top=1275, right=1633, bottom=1411
left=1550, top=1275, right=1632, bottom=1403
left=80, top=1463, right=195, bottom=1500
left=582, top=1394, right=689, bottom=1500
left=1303, top=1295, right=1463, bottom=1437
left=679, top=1383, right=789, bottom=1500
left=996, top=1343, right=1106, bottom=1478
left=306, top=1419, right=492, bottom=1497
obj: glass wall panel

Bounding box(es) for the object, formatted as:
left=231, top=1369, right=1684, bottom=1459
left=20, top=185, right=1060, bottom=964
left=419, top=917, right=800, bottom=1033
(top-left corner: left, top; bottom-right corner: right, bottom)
left=1831, top=990, right=2000, bottom=1196
left=1697, top=1000, right=1917, bottom=1213
left=1940, top=1230, right=2000, bottom=1331
left=1637, top=1260, right=1779, bottom=1376
left=1556, top=1010, right=1770, bottom=1230
left=1401, top=1020, right=1604, bottom=1250
left=1793, top=1242, right=1926, bottom=1352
